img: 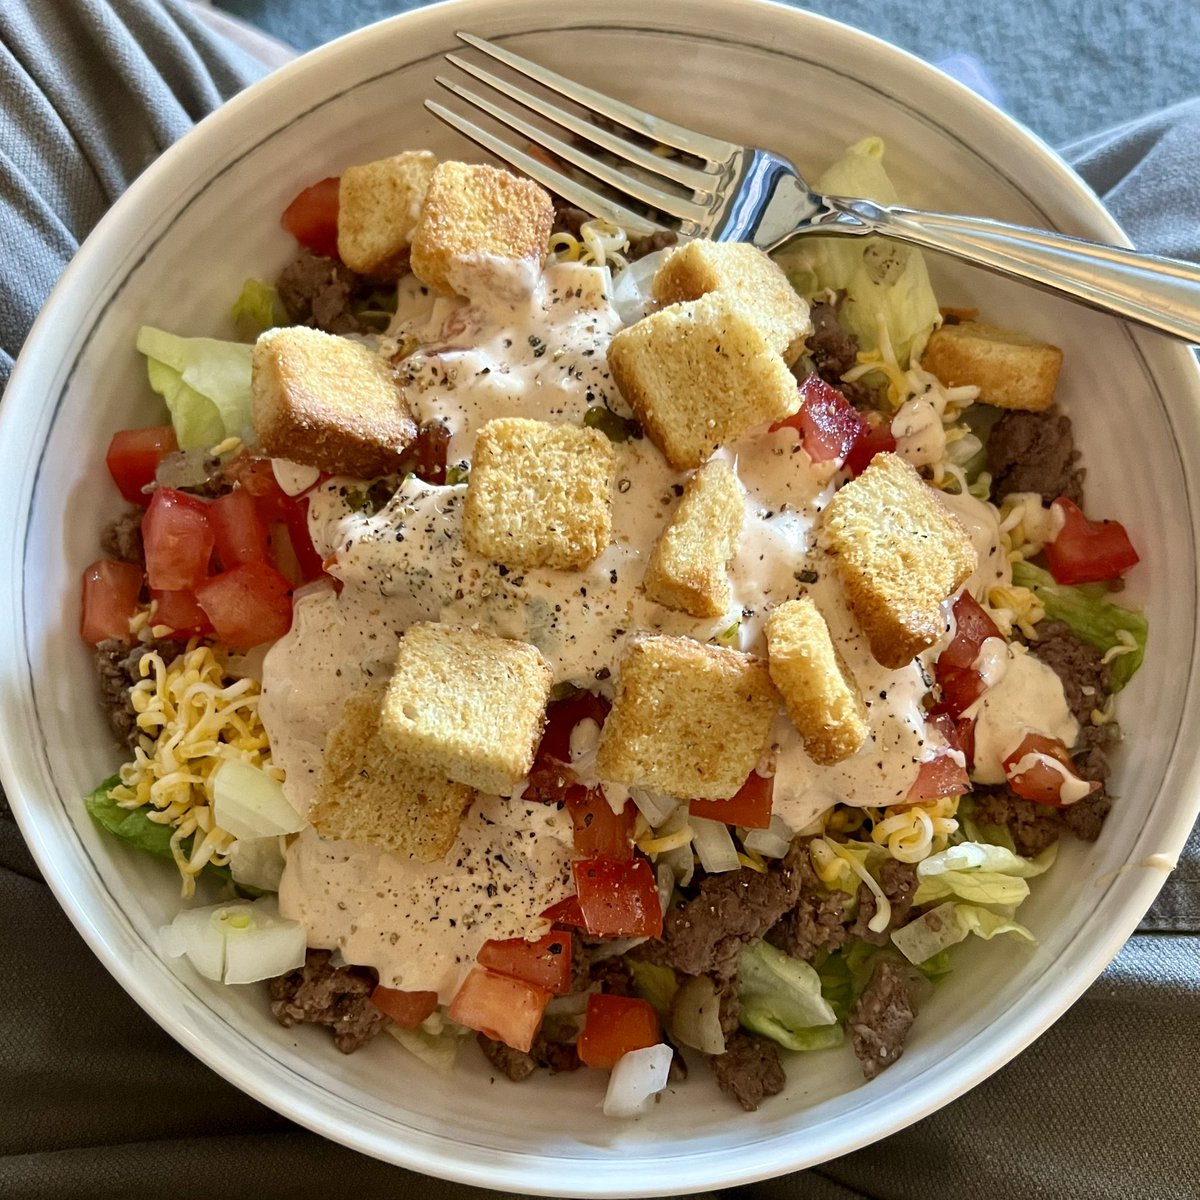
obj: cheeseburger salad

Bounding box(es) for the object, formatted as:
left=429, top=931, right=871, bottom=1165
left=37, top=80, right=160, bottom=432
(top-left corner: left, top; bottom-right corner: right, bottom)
left=80, top=137, right=1146, bottom=1115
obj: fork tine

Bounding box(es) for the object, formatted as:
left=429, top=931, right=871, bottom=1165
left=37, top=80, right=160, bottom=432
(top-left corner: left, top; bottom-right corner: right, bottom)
left=443, top=53, right=717, bottom=196
left=434, top=77, right=710, bottom=226
left=424, top=100, right=665, bottom=235
left=455, top=32, right=738, bottom=163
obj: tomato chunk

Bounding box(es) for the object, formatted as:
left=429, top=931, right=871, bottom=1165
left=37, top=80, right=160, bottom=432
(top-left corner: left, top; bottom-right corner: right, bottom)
left=906, top=754, right=971, bottom=802
left=142, top=487, right=214, bottom=591
left=105, top=426, right=178, bottom=505
left=150, top=588, right=213, bottom=638
left=281, top=176, right=340, bottom=259
left=771, top=376, right=867, bottom=468
left=573, top=857, right=662, bottom=938
left=541, top=895, right=585, bottom=929
left=566, top=788, right=634, bottom=860
left=370, top=986, right=439, bottom=1029
left=1002, top=731, right=1099, bottom=807
left=80, top=560, right=143, bottom=644
left=209, top=489, right=269, bottom=569
left=844, top=420, right=898, bottom=477
left=194, top=562, right=292, bottom=648
left=522, top=690, right=611, bottom=804
left=478, top=931, right=573, bottom=995
left=689, top=769, right=774, bottom=829
left=935, top=592, right=1004, bottom=718
left=576, top=994, right=661, bottom=1070
left=1044, top=497, right=1140, bottom=585
left=447, top=967, right=551, bottom=1053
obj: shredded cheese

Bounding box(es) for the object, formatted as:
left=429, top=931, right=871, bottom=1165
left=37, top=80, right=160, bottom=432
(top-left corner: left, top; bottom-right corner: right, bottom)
left=870, top=795, right=960, bottom=863
left=550, top=218, right=630, bottom=269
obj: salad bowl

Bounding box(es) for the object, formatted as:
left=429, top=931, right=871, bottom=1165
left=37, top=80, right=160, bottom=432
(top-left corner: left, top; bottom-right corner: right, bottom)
left=2, top=0, right=1199, bottom=1194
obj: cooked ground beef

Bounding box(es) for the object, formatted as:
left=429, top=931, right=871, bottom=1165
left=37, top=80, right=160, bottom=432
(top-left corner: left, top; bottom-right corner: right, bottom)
left=808, top=300, right=860, bottom=382
left=551, top=201, right=677, bottom=263
left=477, top=1033, right=538, bottom=1082
left=268, top=949, right=385, bottom=1053
left=716, top=975, right=742, bottom=1037
left=986, top=409, right=1084, bottom=505
left=1028, top=620, right=1110, bottom=725
left=477, top=1017, right=583, bottom=1082
left=709, top=1032, right=786, bottom=1111
left=848, top=960, right=917, bottom=1080
left=100, top=508, right=144, bottom=564
left=766, top=843, right=851, bottom=961
left=662, top=842, right=807, bottom=979
left=551, top=201, right=588, bottom=240
left=589, top=951, right=637, bottom=996
left=93, top=637, right=184, bottom=748
left=972, top=787, right=1061, bottom=857
left=276, top=251, right=371, bottom=335
left=851, top=857, right=920, bottom=944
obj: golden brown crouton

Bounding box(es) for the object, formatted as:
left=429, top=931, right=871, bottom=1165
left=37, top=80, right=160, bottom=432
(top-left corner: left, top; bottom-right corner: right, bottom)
left=462, top=418, right=616, bottom=570
left=765, top=598, right=868, bottom=766
left=337, top=151, right=437, bottom=278
left=379, top=622, right=552, bottom=796
left=921, top=320, right=1062, bottom=411
left=595, top=635, right=779, bottom=800
left=821, top=452, right=976, bottom=669
left=409, top=161, right=554, bottom=298
left=608, top=291, right=800, bottom=470
left=820, top=453, right=979, bottom=672
left=311, top=685, right=473, bottom=860
left=652, top=240, right=812, bottom=363
left=643, top=459, right=743, bottom=617
left=251, top=326, right=416, bottom=477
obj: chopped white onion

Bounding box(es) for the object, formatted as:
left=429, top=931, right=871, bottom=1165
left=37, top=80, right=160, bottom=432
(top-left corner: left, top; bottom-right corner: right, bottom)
left=213, top=760, right=307, bottom=842
left=690, top=815, right=740, bottom=874
left=588, top=936, right=648, bottom=963
left=155, top=448, right=213, bottom=490
left=669, top=975, right=726, bottom=1054
left=271, top=458, right=321, bottom=496
left=384, top=1021, right=466, bottom=1074
left=743, top=814, right=794, bottom=860
left=656, top=861, right=675, bottom=916
left=630, top=787, right=679, bottom=828
left=603, top=1043, right=674, bottom=1118
left=659, top=841, right=695, bottom=888
left=159, top=897, right=306, bottom=984
left=229, top=835, right=287, bottom=892
left=610, top=246, right=675, bottom=326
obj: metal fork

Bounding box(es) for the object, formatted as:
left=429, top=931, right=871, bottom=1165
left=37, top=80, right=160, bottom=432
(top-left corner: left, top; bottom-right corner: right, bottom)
left=427, top=32, right=1200, bottom=345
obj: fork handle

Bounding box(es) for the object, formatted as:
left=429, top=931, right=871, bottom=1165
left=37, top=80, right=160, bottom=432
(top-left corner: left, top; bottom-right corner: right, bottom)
left=837, top=199, right=1200, bottom=344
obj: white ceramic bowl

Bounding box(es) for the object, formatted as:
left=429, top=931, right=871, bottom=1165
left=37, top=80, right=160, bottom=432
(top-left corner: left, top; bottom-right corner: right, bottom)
left=2, top=1, right=1199, bottom=1194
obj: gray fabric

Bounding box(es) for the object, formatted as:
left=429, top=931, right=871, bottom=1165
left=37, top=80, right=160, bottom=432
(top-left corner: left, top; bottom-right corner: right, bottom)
left=0, top=1, right=1197, bottom=1196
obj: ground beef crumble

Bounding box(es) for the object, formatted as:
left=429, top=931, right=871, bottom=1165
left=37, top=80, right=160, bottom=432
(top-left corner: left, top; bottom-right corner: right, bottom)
left=100, top=508, right=145, bottom=564
left=848, top=960, right=917, bottom=1080
left=268, top=949, right=386, bottom=1054
left=986, top=408, right=1084, bottom=505
left=709, top=1032, right=786, bottom=1111
left=93, top=637, right=184, bottom=748
left=276, top=251, right=372, bottom=335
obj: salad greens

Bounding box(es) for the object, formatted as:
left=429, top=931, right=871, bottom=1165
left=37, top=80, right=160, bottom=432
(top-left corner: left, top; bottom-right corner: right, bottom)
left=230, top=278, right=286, bottom=340
left=736, top=940, right=842, bottom=1052
left=892, top=901, right=1035, bottom=967
left=912, top=841, right=1057, bottom=907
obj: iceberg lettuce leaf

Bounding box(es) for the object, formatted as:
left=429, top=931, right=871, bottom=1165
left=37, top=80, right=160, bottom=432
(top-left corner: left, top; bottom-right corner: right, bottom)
left=892, top=901, right=1035, bottom=966
left=231, top=278, right=286, bottom=340
left=737, top=940, right=839, bottom=1052
left=913, top=841, right=1055, bottom=907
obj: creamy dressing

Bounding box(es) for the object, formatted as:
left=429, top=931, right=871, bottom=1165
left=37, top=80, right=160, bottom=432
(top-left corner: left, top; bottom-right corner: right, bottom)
left=1005, top=751, right=1094, bottom=804
left=938, top=488, right=1011, bottom=600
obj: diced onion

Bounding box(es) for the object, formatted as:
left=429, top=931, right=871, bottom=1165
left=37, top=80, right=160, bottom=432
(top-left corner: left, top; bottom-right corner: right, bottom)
left=212, top=760, right=307, bottom=842
left=743, top=815, right=794, bottom=860
left=656, top=862, right=675, bottom=916
left=690, top=815, right=740, bottom=874
left=384, top=1020, right=467, bottom=1074
left=659, top=842, right=695, bottom=888
left=610, top=246, right=675, bottom=326
left=229, top=835, right=287, bottom=892
left=603, top=1043, right=674, bottom=1118
left=155, top=448, right=213, bottom=490
left=630, top=788, right=679, bottom=828
left=271, top=458, right=321, bottom=496
left=159, top=897, right=306, bottom=984
left=669, top=975, right=726, bottom=1055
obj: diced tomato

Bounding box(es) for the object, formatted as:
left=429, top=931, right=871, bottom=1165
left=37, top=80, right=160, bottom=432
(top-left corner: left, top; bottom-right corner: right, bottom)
left=80, top=560, right=144, bottom=644
left=281, top=496, right=326, bottom=583
left=142, top=487, right=214, bottom=591
left=209, top=489, right=269, bottom=569
left=689, top=769, right=774, bottom=829
left=573, top=857, right=662, bottom=938
left=194, top=562, right=292, bottom=648
left=369, top=985, right=439, bottom=1029
left=771, top=376, right=867, bottom=468
left=1044, top=497, right=1140, bottom=586
left=1002, top=731, right=1100, bottom=807
left=105, top=426, right=178, bottom=505
left=927, top=710, right=976, bottom=771
left=447, top=966, right=551, bottom=1053
left=521, top=690, right=611, bottom=805
left=399, top=421, right=452, bottom=486
left=576, top=994, right=661, bottom=1070
left=906, top=753, right=971, bottom=802
left=566, top=788, right=634, bottom=860
left=844, top=420, right=898, bottom=477
left=218, top=455, right=291, bottom=521
left=541, top=894, right=585, bottom=929
left=934, top=592, right=1004, bottom=718
left=280, top=176, right=340, bottom=260
left=150, top=588, right=213, bottom=637
left=477, top=931, right=573, bottom=996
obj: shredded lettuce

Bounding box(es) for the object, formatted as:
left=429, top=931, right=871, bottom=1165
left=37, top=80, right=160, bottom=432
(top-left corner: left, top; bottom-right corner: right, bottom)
left=913, top=841, right=1057, bottom=907
left=1012, top=560, right=1147, bottom=690
left=384, top=1012, right=471, bottom=1073
left=627, top=959, right=679, bottom=1018
left=736, top=940, right=840, bottom=1052
left=892, top=901, right=1035, bottom=966
left=231, top=278, right=286, bottom=340
left=814, top=938, right=887, bottom=1021
left=773, top=137, right=940, bottom=366
left=136, top=326, right=254, bottom=450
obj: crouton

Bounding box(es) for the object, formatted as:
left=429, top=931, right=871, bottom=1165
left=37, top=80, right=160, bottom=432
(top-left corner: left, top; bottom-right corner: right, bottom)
left=765, top=598, right=868, bottom=765
left=921, top=320, right=1062, bottom=411
left=643, top=459, right=743, bottom=617
left=462, top=418, right=616, bottom=570
left=337, top=150, right=437, bottom=278
left=652, top=240, right=812, bottom=363
left=608, top=291, right=800, bottom=470
left=311, top=685, right=473, bottom=860
left=379, top=622, right=553, bottom=795
left=595, top=635, right=779, bottom=800
left=252, top=326, right=416, bottom=477
left=409, top=161, right=554, bottom=299
left=821, top=452, right=976, bottom=669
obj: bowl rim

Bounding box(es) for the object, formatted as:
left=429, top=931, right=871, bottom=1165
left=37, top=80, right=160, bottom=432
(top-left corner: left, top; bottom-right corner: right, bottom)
left=3, top=0, right=1200, bottom=1193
